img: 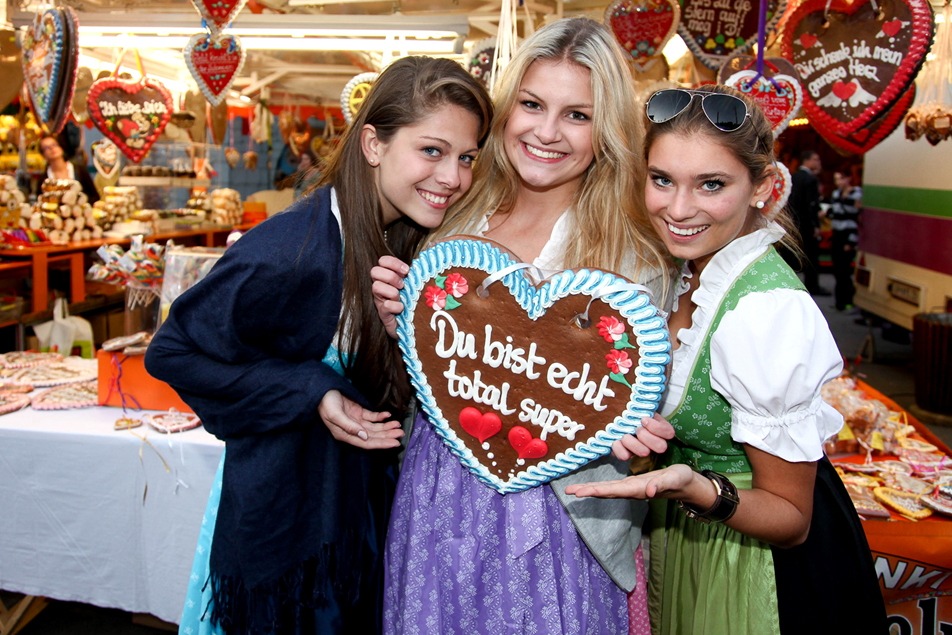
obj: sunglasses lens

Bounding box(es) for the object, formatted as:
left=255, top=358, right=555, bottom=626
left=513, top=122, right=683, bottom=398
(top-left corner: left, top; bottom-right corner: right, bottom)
left=646, top=90, right=694, bottom=124
left=701, top=94, right=748, bottom=131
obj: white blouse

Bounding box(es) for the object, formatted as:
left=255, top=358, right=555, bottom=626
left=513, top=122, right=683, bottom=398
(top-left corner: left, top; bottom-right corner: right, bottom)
left=662, top=223, right=844, bottom=463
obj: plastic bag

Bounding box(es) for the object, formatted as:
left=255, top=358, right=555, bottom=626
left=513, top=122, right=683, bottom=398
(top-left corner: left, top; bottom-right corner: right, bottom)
left=32, top=297, right=94, bottom=358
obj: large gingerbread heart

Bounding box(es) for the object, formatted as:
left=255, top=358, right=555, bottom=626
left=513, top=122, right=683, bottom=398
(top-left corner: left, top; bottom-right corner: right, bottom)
left=724, top=70, right=803, bottom=137
left=397, top=237, right=671, bottom=494
left=817, top=85, right=916, bottom=155
left=190, top=0, right=249, bottom=36
left=0, top=26, right=24, bottom=112
left=605, top=0, right=680, bottom=70
left=779, top=0, right=934, bottom=137
left=678, top=0, right=786, bottom=70
left=21, top=8, right=77, bottom=134
left=86, top=77, right=173, bottom=164
left=185, top=33, right=246, bottom=107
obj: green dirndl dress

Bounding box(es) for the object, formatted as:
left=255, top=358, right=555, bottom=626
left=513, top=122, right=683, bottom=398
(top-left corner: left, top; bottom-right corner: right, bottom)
left=649, top=247, right=887, bottom=635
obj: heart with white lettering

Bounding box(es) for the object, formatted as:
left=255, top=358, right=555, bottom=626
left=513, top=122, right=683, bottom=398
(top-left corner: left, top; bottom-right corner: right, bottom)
left=185, top=32, right=246, bottom=107
left=191, top=0, right=249, bottom=36
left=779, top=0, right=934, bottom=137
left=21, top=8, right=78, bottom=134
left=86, top=77, right=173, bottom=163
left=677, top=0, right=786, bottom=70
left=397, top=237, right=671, bottom=494
left=605, top=0, right=680, bottom=71
left=723, top=70, right=803, bottom=137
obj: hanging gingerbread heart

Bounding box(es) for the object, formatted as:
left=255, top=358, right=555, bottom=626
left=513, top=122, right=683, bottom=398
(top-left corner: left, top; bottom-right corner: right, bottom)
left=86, top=77, right=173, bottom=163
left=184, top=32, right=246, bottom=107
left=92, top=139, right=121, bottom=179
left=766, top=161, right=791, bottom=219
left=605, top=0, right=680, bottom=71
left=21, top=8, right=78, bottom=134
left=717, top=53, right=799, bottom=83
left=779, top=0, right=934, bottom=137
left=467, top=37, right=497, bottom=89
left=190, top=0, right=249, bottom=36
left=724, top=70, right=803, bottom=137
left=0, top=26, right=24, bottom=112
left=678, top=0, right=786, bottom=70
left=818, top=85, right=917, bottom=155
left=397, top=237, right=671, bottom=494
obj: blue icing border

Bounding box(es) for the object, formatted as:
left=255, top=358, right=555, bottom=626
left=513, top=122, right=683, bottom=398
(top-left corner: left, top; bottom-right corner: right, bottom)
left=25, top=9, right=66, bottom=124
left=397, top=237, right=671, bottom=494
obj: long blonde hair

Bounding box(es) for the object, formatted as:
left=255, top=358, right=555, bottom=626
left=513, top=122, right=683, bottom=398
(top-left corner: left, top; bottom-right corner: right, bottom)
left=433, top=17, right=672, bottom=287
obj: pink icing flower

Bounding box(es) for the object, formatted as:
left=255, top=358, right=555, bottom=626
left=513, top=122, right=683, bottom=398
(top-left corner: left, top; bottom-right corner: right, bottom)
left=606, top=349, right=633, bottom=375
left=597, top=316, right=626, bottom=343
left=424, top=285, right=447, bottom=310
left=444, top=272, right=469, bottom=298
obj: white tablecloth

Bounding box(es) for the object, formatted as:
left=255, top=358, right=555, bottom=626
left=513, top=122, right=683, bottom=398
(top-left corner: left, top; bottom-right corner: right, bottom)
left=0, top=404, right=224, bottom=624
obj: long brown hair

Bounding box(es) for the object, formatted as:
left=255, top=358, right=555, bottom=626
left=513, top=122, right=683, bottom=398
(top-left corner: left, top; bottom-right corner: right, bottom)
left=311, top=56, right=492, bottom=414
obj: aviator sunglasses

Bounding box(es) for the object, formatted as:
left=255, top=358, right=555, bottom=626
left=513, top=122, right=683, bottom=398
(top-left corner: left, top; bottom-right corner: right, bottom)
left=645, top=89, right=751, bottom=132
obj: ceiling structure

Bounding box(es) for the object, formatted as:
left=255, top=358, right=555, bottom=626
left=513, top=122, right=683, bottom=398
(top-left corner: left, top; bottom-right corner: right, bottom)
left=6, top=0, right=615, bottom=109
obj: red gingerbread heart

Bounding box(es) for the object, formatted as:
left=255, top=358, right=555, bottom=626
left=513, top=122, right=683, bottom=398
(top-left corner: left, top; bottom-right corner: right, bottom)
left=190, top=0, right=249, bottom=36
left=723, top=70, right=803, bottom=137
left=780, top=0, right=934, bottom=137
left=817, top=85, right=916, bottom=155
left=508, top=426, right=549, bottom=460
left=86, top=77, right=173, bottom=164
left=459, top=407, right=503, bottom=443
left=185, top=33, right=246, bottom=107
left=604, top=0, right=680, bottom=70
left=21, top=8, right=78, bottom=134
left=677, top=0, right=787, bottom=70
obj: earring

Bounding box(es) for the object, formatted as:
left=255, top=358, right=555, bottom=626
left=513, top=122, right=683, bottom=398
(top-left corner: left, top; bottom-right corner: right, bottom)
left=369, top=159, right=378, bottom=166
left=755, top=200, right=765, bottom=209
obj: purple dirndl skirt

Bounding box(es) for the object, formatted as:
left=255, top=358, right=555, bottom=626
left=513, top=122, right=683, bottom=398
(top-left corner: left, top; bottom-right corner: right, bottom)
left=384, top=414, right=629, bottom=635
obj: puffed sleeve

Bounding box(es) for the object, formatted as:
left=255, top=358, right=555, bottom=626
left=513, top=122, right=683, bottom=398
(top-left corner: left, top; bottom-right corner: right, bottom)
left=709, top=288, right=844, bottom=462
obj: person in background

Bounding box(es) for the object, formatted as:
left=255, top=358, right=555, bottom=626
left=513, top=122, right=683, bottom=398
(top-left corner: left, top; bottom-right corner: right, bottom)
left=371, top=17, right=675, bottom=634
left=39, top=134, right=100, bottom=204
left=829, top=170, right=862, bottom=311
left=145, top=56, right=492, bottom=634
left=566, top=85, right=887, bottom=634
left=786, top=149, right=827, bottom=295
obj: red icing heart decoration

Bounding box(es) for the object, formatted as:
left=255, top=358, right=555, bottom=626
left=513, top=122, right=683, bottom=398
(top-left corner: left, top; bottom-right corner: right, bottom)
left=191, top=0, right=249, bottom=36
left=398, top=237, right=670, bottom=494
left=779, top=0, right=935, bottom=137
left=508, top=426, right=549, bottom=460
left=678, top=0, right=786, bottom=70
left=460, top=406, right=503, bottom=443
left=21, top=8, right=78, bottom=134
left=185, top=33, right=246, bottom=107
left=724, top=70, right=803, bottom=138
left=605, top=0, right=680, bottom=70
left=86, top=78, right=173, bottom=164
left=817, top=85, right=916, bottom=155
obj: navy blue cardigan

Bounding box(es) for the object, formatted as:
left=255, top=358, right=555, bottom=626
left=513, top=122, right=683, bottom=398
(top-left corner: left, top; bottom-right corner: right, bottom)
left=146, top=187, right=395, bottom=632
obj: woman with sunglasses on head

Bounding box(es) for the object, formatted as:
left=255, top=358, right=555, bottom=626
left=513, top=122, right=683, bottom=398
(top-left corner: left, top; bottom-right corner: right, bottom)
left=145, top=57, right=492, bottom=634
left=372, top=17, right=675, bottom=635
left=566, top=85, right=887, bottom=634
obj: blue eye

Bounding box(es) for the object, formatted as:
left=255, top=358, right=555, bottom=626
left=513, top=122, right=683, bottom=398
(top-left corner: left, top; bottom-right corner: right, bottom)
left=459, top=154, right=476, bottom=166
left=701, top=180, right=724, bottom=192
left=650, top=174, right=672, bottom=187
left=423, top=147, right=441, bottom=158
left=568, top=111, right=590, bottom=122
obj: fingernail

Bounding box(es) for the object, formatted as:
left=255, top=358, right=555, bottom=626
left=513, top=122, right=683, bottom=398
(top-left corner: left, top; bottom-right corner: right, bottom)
left=358, top=430, right=369, bottom=441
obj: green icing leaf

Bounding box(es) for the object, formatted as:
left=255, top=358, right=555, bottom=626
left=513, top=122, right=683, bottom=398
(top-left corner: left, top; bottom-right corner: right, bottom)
left=609, top=372, right=632, bottom=388
left=444, top=295, right=461, bottom=310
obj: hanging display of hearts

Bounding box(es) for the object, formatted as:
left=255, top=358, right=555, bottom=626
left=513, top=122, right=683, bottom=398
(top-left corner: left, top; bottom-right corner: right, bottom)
left=605, top=0, right=680, bottom=72
left=86, top=76, right=173, bottom=164
left=677, top=0, right=786, bottom=70
left=184, top=32, right=246, bottom=107
left=20, top=7, right=80, bottom=134
left=396, top=237, right=670, bottom=494
left=779, top=0, right=934, bottom=138
left=723, top=69, right=803, bottom=138
left=190, top=0, right=249, bottom=36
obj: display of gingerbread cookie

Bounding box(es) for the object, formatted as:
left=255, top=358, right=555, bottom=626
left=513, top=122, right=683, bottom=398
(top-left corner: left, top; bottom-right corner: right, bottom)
left=396, top=236, right=670, bottom=494
left=143, top=410, right=201, bottom=434
left=844, top=483, right=892, bottom=519
left=31, top=380, right=98, bottom=410
left=872, top=486, right=933, bottom=520
left=1, top=357, right=97, bottom=387
left=0, top=391, right=32, bottom=416
left=1, top=351, right=64, bottom=369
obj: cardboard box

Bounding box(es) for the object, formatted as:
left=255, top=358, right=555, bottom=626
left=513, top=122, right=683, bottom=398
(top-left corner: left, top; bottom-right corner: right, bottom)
left=97, top=349, right=193, bottom=414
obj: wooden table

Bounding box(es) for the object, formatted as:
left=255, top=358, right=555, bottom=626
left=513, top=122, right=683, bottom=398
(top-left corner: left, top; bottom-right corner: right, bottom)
left=0, top=224, right=252, bottom=314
